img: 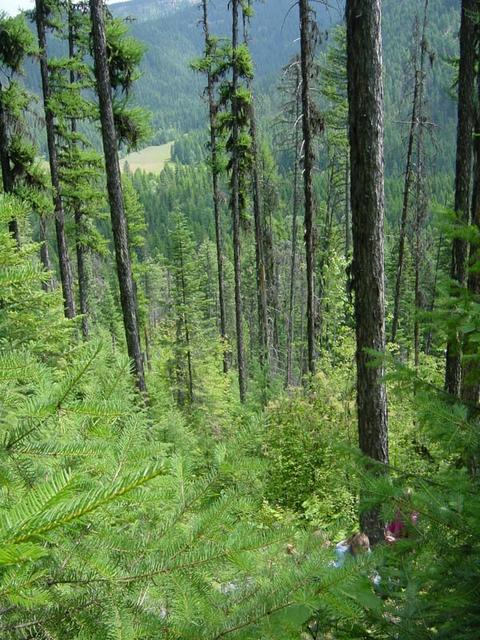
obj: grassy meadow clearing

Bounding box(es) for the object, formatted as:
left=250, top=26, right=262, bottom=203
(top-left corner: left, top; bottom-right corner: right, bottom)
left=121, top=141, right=173, bottom=174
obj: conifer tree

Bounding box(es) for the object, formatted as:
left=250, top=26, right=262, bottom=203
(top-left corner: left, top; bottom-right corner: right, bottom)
left=196, top=0, right=229, bottom=374
left=319, top=26, right=349, bottom=264
left=66, top=0, right=92, bottom=338
left=47, top=0, right=106, bottom=338
left=168, top=212, right=209, bottom=406
left=221, top=0, right=253, bottom=402
left=242, top=1, right=269, bottom=373
left=89, top=0, right=146, bottom=392
left=463, top=67, right=480, bottom=404
left=445, top=0, right=478, bottom=396
left=34, top=0, right=76, bottom=319
left=346, top=0, right=389, bottom=543
left=0, top=13, right=36, bottom=246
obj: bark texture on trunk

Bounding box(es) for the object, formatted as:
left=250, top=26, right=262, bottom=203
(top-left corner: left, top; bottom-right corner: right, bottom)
left=299, top=0, right=316, bottom=377
left=445, top=0, right=477, bottom=397
left=35, top=0, right=76, bottom=319
left=344, top=151, right=351, bottom=261
left=346, top=0, right=389, bottom=544
left=231, top=0, right=247, bottom=402
left=89, top=0, right=146, bottom=393
left=462, top=65, right=480, bottom=405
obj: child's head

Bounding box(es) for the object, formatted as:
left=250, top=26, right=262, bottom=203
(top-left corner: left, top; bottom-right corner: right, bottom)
left=349, top=532, right=370, bottom=556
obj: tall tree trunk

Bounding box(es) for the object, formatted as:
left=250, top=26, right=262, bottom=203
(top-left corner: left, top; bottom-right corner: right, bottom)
left=0, top=87, right=20, bottom=246
left=89, top=0, right=146, bottom=393
left=69, top=4, right=89, bottom=339
left=39, top=211, right=53, bottom=290
left=413, top=1, right=429, bottom=371
left=344, top=150, right=351, bottom=261
left=445, top=0, right=477, bottom=397
left=424, top=233, right=443, bottom=356
left=285, top=84, right=301, bottom=388
left=144, top=325, right=152, bottom=372
left=413, top=141, right=426, bottom=372
left=391, top=60, right=421, bottom=343
left=317, top=155, right=335, bottom=350
left=462, top=66, right=480, bottom=404
left=35, top=0, right=76, bottom=319
left=242, top=7, right=269, bottom=370
left=299, top=0, right=316, bottom=376
left=264, top=202, right=279, bottom=367
left=201, top=0, right=229, bottom=374
left=346, top=0, right=389, bottom=544
left=231, top=0, right=247, bottom=402
left=251, top=100, right=269, bottom=368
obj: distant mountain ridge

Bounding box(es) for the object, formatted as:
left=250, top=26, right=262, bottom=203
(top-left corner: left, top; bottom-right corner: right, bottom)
left=111, top=0, right=197, bottom=21
left=111, top=0, right=458, bottom=174
left=22, top=0, right=459, bottom=175
left=111, top=0, right=343, bottom=141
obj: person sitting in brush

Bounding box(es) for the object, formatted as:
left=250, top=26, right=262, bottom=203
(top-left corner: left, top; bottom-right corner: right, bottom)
left=334, top=532, right=370, bottom=567
left=384, top=489, right=419, bottom=543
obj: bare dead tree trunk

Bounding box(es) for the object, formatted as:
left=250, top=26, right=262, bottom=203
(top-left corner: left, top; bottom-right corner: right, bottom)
left=391, top=52, right=421, bottom=343
left=89, top=0, right=146, bottom=393
left=264, top=199, right=279, bottom=369
left=201, top=0, right=229, bottom=374
left=250, top=98, right=269, bottom=368
left=285, top=110, right=301, bottom=387
left=299, top=0, right=316, bottom=377
left=231, top=0, right=247, bottom=401
left=284, top=59, right=303, bottom=387
left=317, top=153, right=335, bottom=350
left=346, top=0, right=389, bottom=544
left=445, top=0, right=477, bottom=397
left=414, top=136, right=426, bottom=371
left=413, top=0, right=429, bottom=370
left=35, top=0, right=76, bottom=319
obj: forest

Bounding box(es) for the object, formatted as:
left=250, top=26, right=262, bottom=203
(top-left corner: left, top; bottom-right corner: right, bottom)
left=0, top=0, right=479, bottom=638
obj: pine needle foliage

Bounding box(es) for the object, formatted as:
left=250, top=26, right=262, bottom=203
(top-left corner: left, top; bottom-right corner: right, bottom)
left=0, top=192, right=389, bottom=640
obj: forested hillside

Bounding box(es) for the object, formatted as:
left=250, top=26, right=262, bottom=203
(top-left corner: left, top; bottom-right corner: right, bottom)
left=1, top=0, right=479, bottom=638
left=112, top=0, right=459, bottom=174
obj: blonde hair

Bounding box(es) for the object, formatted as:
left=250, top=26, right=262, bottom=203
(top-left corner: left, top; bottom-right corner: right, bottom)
left=349, top=532, right=370, bottom=556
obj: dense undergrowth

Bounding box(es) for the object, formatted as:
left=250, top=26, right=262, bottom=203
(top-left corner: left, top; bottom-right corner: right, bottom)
left=1, top=193, right=479, bottom=639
